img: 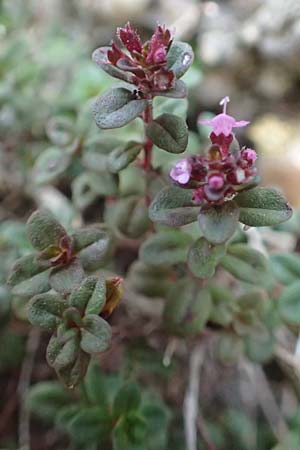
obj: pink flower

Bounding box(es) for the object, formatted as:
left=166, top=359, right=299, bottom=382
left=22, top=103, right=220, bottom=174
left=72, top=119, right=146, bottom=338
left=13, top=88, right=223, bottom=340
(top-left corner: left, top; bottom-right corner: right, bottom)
left=170, top=159, right=192, bottom=184
left=199, top=96, right=250, bottom=137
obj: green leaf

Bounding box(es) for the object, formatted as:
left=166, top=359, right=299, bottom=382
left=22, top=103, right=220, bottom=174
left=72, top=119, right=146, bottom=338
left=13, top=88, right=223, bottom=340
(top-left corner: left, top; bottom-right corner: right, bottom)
left=92, top=46, right=134, bottom=83
left=72, top=171, right=118, bottom=210
left=209, top=284, right=236, bottom=326
left=27, top=381, right=71, bottom=424
left=46, top=326, right=90, bottom=387
left=220, top=244, right=269, bottom=285
left=80, top=315, right=112, bottom=354
left=140, top=229, right=192, bottom=267
left=216, top=333, right=244, bottom=364
left=33, top=147, right=71, bottom=185
left=10, top=270, right=50, bottom=298
left=245, top=330, right=274, bottom=363
left=28, top=292, right=67, bottom=330
left=7, top=253, right=51, bottom=289
left=198, top=201, right=240, bottom=244
left=85, top=362, right=118, bottom=407
left=49, top=258, right=85, bottom=295
left=149, top=186, right=199, bottom=227
left=47, top=327, right=79, bottom=369
left=46, top=116, right=75, bottom=147
left=58, top=350, right=89, bottom=389
left=113, top=414, right=146, bottom=450
left=235, top=187, right=292, bottom=226
left=108, top=141, right=143, bottom=173
left=27, top=209, right=67, bottom=251
left=278, top=281, right=300, bottom=325
left=128, top=261, right=172, bottom=298
left=69, top=276, right=106, bottom=315
left=67, top=406, right=112, bottom=445
left=72, top=227, right=110, bottom=253
left=167, top=41, right=194, bottom=79
left=107, top=196, right=150, bottom=239
left=164, top=280, right=212, bottom=336
left=82, top=135, right=122, bottom=172
left=113, top=383, right=141, bottom=418
left=146, top=113, right=188, bottom=153
left=142, top=402, right=170, bottom=450
left=270, top=253, right=300, bottom=285
left=73, top=228, right=112, bottom=271
left=187, top=237, right=226, bottom=279
left=153, top=79, right=187, bottom=99
left=92, top=88, right=147, bottom=129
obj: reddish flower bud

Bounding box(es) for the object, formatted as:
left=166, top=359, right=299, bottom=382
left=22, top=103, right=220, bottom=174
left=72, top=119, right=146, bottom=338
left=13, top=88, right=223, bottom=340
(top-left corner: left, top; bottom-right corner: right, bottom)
left=146, top=24, right=172, bottom=65
left=192, top=187, right=205, bottom=204
left=208, top=174, right=225, bottom=190
left=117, top=22, right=142, bottom=54
left=241, top=148, right=257, bottom=164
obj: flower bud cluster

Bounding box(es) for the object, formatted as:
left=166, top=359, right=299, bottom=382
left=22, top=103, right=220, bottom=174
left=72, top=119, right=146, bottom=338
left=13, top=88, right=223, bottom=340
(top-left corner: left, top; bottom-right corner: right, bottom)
left=101, top=22, right=175, bottom=97
left=170, top=97, right=257, bottom=204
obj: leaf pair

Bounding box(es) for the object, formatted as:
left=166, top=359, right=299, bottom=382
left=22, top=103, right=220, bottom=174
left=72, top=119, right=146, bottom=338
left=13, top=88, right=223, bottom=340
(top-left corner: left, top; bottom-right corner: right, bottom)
left=8, top=210, right=112, bottom=299
left=149, top=186, right=292, bottom=244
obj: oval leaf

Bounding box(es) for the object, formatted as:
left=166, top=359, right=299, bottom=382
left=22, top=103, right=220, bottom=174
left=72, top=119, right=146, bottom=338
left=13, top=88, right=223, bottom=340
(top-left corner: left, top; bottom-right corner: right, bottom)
left=149, top=186, right=199, bottom=227
left=187, top=237, right=226, bottom=279
left=235, top=187, right=292, bottom=227
left=166, top=41, right=194, bottom=79
left=92, top=88, right=147, bottom=129
left=198, top=201, right=240, bottom=244
left=108, top=141, right=143, bottom=173
left=279, top=281, right=300, bottom=326
left=27, top=209, right=67, bottom=251
left=220, top=243, right=269, bottom=285
left=270, top=253, right=300, bottom=285
left=49, top=259, right=85, bottom=295
left=92, top=47, right=134, bottom=83
left=140, top=229, right=192, bottom=267
left=80, top=315, right=112, bottom=354
left=146, top=113, right=188, bottom=153
left=28, top=292, right=67, bottom=330
left=33, top=147, right=71, bottom=185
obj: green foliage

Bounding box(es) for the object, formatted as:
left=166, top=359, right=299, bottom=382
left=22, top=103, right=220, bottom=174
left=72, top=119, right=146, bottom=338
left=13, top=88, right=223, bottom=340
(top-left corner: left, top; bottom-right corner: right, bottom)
left=198, top=201, right=240, bottom=244
left=187, top=237, right=226, bottom=278
left=140, top=229, right=193, bottom=267
left=164, top=279, right=212, bottom=336
left=146, top=113, right=188, bottom=153
left=93, top=88, right=148, bottom=129
left=278, top=281, right=300, bottom=325
left=149, top=186, right=199, bottom=226
left=235, top=187, right=292, bottom=226
left=166, top=41, right=194, bottom=79
left=28, top=362, right=170, bottom=450
left=220, top=243, right=269, bottom=285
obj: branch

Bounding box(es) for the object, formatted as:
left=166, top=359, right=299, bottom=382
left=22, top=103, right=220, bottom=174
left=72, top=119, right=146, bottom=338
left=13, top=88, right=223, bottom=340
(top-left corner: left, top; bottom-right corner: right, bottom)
left=242, top=361, right=289, bottom=441
left=183, top=345, right=205, bottom=450
left=18, top=328, right=40, bottom=450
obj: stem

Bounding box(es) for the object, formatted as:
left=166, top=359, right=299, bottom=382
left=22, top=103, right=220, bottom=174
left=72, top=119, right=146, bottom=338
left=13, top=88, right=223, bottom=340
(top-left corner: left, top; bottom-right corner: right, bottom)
left=142, top=102, right=153, bottom=171
left=18, top=328, right=40, bottom=450
left=183, top=345, right=205, bottom=450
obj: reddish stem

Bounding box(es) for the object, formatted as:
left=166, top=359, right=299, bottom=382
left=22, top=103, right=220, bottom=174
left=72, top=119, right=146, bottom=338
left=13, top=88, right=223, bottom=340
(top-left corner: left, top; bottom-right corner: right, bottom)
left=142, top=102, right=153, bottom=171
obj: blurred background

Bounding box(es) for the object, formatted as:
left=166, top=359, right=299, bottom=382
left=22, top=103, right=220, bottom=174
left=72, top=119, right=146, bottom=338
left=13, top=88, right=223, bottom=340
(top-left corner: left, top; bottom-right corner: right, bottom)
left=1, top=1, right=300, bottom=449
